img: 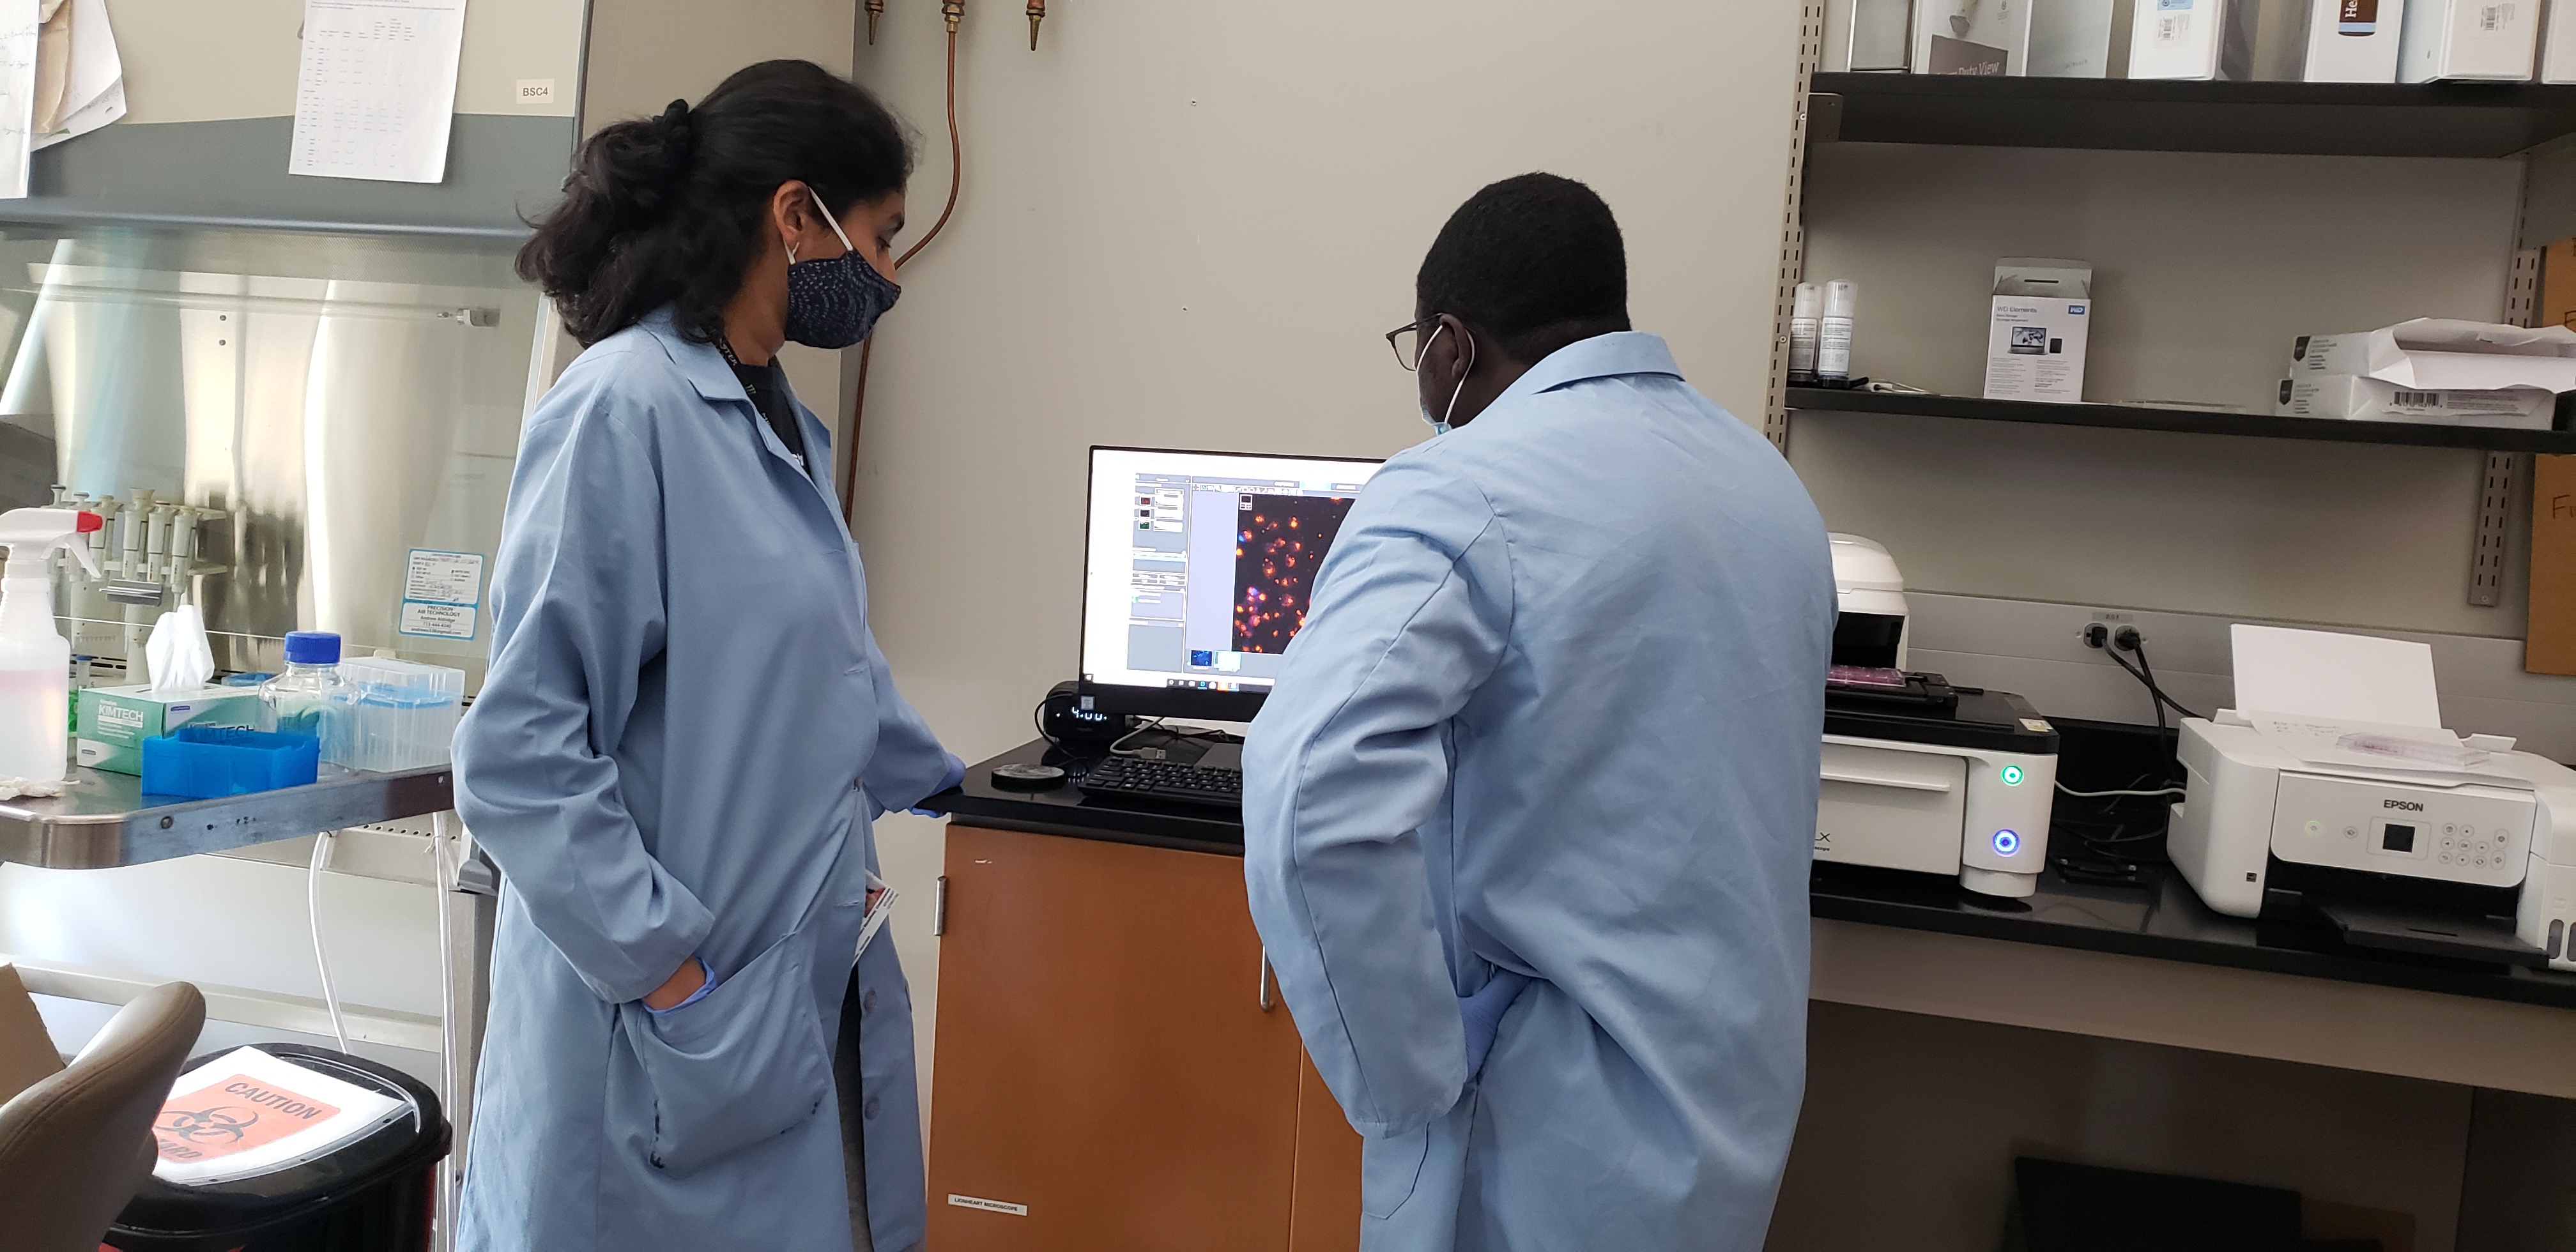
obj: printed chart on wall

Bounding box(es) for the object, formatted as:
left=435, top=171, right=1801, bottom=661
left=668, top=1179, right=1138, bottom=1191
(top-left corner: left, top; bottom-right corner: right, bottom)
left=289, top=0, right=468, bottom=183
left=398, top=548, right=484, bottom=641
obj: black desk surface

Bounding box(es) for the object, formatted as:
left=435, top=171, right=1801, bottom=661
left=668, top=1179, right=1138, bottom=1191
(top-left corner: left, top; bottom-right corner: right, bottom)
left=924, top=738, right=2576, bottom=1013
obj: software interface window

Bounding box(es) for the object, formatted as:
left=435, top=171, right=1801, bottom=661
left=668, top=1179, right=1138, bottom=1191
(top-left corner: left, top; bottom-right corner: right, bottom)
left=1084, top=449, right=1379, bottom=696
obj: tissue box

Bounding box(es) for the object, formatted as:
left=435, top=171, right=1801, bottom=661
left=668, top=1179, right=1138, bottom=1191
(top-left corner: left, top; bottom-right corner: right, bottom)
left=2275, top=374, right=2556, bottom=427
left=76, top=685, right=266, bottom=775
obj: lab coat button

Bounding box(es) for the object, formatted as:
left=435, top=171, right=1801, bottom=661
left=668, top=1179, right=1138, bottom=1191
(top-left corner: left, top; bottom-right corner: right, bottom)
left=862, top=1096, right=880, bottom=1121
left=862, top=989, right=878, bottom=1016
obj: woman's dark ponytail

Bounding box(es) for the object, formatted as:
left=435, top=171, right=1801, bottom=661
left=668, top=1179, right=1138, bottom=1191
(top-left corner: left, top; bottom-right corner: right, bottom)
left=516, top=62, right=912, bottom=346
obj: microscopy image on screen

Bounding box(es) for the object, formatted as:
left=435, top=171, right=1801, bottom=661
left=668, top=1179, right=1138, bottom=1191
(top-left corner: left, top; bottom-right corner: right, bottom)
left=1233, top=492, right=1356, bottom=654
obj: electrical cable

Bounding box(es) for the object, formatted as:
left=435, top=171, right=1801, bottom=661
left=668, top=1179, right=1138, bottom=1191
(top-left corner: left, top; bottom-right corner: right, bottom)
left=2126, top=636, right=2204, bottom=722
left=841, top=21, right=969, bottom=523
left=2057, top=783, right=2188, bottom=798
left=307, top=831, right=351, bottom=1054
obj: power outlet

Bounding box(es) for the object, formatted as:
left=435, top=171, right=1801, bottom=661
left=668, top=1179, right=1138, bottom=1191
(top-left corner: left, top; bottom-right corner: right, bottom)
left=2083, top=610, right=2136, bottom=652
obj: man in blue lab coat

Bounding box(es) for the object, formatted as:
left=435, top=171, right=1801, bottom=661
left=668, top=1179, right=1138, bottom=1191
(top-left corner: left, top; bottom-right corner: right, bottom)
left=1243, top=173, right=1836, bottom=1251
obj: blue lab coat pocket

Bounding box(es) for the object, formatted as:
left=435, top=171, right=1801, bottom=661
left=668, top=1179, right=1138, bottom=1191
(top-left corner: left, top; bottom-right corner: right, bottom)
left=1361, top=1122, right=1432, bottom=1220
left=625, top=932, right=831, bottom=1176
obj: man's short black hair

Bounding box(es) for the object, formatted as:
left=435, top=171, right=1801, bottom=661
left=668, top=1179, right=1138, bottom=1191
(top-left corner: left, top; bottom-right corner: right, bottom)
left=1415, top=172, right=1630, bottom=364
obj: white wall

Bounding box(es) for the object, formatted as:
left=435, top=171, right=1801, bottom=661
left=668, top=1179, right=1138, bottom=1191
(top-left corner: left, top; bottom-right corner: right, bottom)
left=841, top=0, right=1807, bottom=1110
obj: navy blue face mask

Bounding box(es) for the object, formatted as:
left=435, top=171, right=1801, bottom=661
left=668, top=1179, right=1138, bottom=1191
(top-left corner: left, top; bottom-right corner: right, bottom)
left=784, top=187, right=900, bottom=349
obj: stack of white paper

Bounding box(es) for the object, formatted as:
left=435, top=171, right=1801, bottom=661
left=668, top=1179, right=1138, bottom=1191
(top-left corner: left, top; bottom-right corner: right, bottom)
left=151, top=1046, right=408, bottom=1186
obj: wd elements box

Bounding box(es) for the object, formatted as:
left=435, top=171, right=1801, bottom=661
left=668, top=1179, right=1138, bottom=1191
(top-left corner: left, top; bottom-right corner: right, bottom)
left=2303, top=0, right=2408, bottom=80
left=2276, top=374, right=2556, bottom=427
left=77, top=685, right=265, bottom=775
left=1983, top=258, right=2093, bottom=403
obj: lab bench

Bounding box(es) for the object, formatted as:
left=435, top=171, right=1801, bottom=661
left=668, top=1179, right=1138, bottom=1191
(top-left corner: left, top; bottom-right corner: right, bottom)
left=919, top=737, right=2576, bottom=1252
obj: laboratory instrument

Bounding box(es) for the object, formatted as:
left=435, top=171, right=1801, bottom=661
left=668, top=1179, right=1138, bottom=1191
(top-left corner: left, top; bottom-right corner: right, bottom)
left=1816, top=533, right=2058, bottom=896
left=0, top=507, right=100, bottom=781
left=1078, top=446, right=1384, bottom=722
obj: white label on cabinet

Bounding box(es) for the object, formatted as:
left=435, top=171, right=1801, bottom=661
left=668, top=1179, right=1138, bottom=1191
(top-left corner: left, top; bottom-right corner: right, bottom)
left=947, top=1195, right=1030, bottom=1217
left=515, top=79, right=556, bottom=107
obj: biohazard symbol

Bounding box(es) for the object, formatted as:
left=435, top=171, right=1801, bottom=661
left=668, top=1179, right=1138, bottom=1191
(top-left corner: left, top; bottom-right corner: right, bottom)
left=157, top=1105, right=259, bottom=1146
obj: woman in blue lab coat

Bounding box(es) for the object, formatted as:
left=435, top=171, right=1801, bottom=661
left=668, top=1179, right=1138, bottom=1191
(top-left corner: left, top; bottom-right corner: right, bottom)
left=451, top=61, right=960, bottom=1252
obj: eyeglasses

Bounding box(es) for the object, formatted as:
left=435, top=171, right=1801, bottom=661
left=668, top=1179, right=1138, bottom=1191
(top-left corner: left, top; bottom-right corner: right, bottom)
left=1384, top=316, right=1440, bottom=372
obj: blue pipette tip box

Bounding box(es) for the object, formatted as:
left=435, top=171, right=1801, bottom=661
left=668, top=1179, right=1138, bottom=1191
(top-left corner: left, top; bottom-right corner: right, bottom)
left=141, top=726, right=322, bottom=799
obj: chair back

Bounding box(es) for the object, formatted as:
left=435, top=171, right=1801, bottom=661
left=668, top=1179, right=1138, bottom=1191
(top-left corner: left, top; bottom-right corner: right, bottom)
left=0, top=981, right=206, bottom=1252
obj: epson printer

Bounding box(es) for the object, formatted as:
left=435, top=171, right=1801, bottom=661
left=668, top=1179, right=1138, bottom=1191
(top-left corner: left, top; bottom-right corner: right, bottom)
left=2170, top=626, right=2576, bottom=971
left=1819, top=535, right=2058, bottom=897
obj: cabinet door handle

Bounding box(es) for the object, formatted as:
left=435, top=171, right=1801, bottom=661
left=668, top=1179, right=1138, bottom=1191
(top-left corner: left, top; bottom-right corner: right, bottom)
left=1258, top=950, right=1275, bottom=1012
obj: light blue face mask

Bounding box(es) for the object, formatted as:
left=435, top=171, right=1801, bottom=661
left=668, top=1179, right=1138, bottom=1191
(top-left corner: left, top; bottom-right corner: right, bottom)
left=1415, top=322, right=1475, bottom=435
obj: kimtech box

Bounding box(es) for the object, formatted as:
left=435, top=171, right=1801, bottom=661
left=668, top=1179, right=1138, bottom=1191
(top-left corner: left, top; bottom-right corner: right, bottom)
left=76, top=684, right=266, bottom=775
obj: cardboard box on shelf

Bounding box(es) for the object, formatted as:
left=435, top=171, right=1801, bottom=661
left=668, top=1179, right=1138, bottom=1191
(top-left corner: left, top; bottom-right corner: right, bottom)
left=2398, top=0, right=2538, bottom=79
left=2276, top=374, right=2556, bottom=426
left=2532, top=454, right=2576, bottom=676
left=1915, top=0, right=2035, bottom=73
left=2287, top=319, right=2576, bottom=391
left=2128, top=0, right=2258, bottom=77
left=2030, top=0, right=2138, bottom=75
left=2300, top=0, right=2409, bottom=80
left=1984, top=258, right=2093, bottom=402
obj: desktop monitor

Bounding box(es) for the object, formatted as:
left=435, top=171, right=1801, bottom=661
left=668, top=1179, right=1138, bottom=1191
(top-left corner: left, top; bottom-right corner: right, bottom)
left=1080, top=446, right=1384, bottom=721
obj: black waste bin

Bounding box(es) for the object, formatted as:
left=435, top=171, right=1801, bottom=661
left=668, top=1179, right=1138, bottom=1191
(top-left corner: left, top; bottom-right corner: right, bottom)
left=105, top=1044, right=449, bottom=1252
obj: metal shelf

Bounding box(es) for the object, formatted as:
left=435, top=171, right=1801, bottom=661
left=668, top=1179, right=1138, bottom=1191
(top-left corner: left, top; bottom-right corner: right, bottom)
left=1785, top=387, right=2576, bottom=453
left=0, top=763, right=454, bottom=870
left=1811, top=73, right=2576, bottom=158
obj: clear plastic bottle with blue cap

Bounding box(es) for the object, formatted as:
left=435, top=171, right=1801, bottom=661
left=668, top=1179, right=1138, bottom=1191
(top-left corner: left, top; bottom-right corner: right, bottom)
left=261, top=632, right=349, bottom=745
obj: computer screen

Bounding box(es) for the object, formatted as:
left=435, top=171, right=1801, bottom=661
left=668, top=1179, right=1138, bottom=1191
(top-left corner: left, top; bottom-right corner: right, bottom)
left=1080, top=446, right=1384, bottom=719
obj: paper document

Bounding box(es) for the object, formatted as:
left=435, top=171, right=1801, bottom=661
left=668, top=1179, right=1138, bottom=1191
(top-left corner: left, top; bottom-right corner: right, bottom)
left=2237, top=711, right=2528, bottom=790
left=151, top=1046, right=408, bottom=1186
left=289, top=0, right=468, bottom=184
left=2229, top=624, right=2441, bottom=728
left=856, top=872, right=899, bottom=959
left=0, top=0, right=38, bottom=199
left=31, top=0, right=120, bottom=151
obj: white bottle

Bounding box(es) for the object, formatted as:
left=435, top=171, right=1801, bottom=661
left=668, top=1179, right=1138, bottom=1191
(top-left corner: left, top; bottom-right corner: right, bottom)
left=1818, top=280, right=1857, bottom=383
left=1788, top=282, right=1821, bottom=385
left=0, top=508, right=101, bottom=782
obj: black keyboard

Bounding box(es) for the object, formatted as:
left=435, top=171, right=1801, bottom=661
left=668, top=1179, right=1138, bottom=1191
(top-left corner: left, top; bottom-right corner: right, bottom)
left=1078, top=755, right=1244, bottom=810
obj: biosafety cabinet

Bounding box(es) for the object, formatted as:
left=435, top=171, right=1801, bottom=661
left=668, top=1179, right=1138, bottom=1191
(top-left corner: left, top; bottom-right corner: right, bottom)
left=0, top=4, right=875, bottom=1248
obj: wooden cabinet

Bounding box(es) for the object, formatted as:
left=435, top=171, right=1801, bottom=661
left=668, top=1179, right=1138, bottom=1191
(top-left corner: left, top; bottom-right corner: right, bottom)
left=926, top=824, right=1360, bottom=1251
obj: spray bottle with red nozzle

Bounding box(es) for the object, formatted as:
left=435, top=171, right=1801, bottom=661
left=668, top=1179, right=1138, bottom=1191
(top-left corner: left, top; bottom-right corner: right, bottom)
left=0, top=507, right=102, bottom=781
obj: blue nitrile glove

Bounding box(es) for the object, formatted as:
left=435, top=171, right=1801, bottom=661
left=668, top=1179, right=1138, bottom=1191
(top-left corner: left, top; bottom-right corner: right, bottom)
left=1459, top=970, right=1535, bottom=1079
left=907, top=752, right=968, bottom=817
left=645, top=956, right=717, bottom=1016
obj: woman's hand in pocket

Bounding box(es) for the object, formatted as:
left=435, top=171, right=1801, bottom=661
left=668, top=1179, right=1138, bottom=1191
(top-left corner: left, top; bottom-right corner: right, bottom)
left=644, top=956, right=710, bottom=1011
